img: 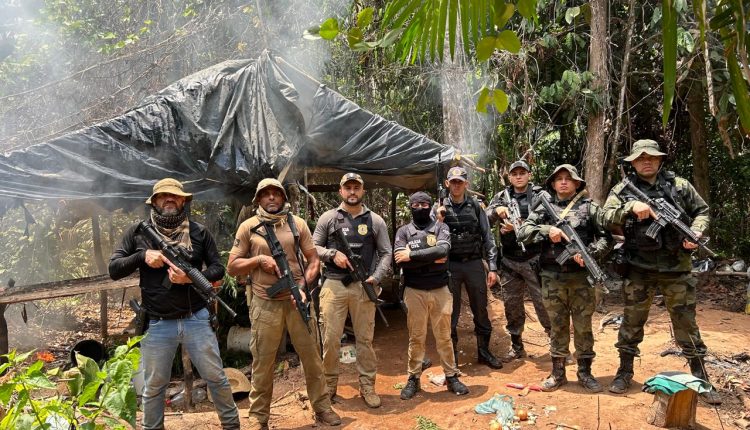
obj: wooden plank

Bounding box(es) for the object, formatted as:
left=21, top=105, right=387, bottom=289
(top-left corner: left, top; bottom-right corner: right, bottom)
left=0, top=274, right=139, bottom=305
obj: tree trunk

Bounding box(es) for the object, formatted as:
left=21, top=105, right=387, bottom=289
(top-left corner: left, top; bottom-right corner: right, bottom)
left=583, top=0, right=610, bottom=203
left=688, top=62, right=710, bottom=203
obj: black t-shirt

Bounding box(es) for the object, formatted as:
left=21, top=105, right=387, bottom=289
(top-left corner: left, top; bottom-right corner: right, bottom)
left=108, top=221, right=224, bottom=318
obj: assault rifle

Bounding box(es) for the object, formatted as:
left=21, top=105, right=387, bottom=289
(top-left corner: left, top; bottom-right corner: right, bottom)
left=137, top=221, right=237, bottom=319
left=251, top=222, right=312, bottom=333
left=507, top=197, right=527, bottom=253
left=332, top=228, right=389, bottom=327
left=615, top=173, right=716, bottom=257
left=535, top=193, right=612, bottom=292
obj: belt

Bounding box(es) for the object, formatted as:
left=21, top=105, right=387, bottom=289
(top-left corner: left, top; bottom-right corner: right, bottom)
left=149, top=307, right=205, bottom=321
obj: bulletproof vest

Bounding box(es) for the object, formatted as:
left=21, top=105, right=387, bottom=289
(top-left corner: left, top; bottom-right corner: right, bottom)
left=538, top=197, right=594, bottom=270
left=500, top=186, right=542, bottom=258
left=401, top=221, right=449, bottom=289
left=620, top=172, right=688, bottom=252
left=442, top=197, right=482, bottom=260
left=324, top=210, right=376, bottom=276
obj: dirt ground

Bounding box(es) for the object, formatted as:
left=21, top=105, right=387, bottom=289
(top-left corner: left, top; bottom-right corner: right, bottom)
left=5, top=279, right=750, bottom=430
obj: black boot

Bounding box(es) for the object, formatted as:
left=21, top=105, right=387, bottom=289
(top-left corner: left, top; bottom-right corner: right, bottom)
left=541, top=357, right=567, bottom=392
left=400, top=375, right=421, bottom=400
left=446, top=375, right=469, bottom=395
left=503, top=334, right=527, bottom=362
left=689, top=357, right=722, bottom=405
left=609, top=352, right=634, bottom=394
left=477, top=335, right=503, bottom=369
left=576, top=358, right=603, bottom=393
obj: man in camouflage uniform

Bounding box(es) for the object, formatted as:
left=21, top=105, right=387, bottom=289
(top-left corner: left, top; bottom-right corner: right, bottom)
left=436, top=166, right=502, bottom=369
left=394, top=192, right=469, bottom=400
left=517, top=164, right=610, bottom=392
left=601, top=139, right=721, bottom=404
left=486, top=160, right=551, bottom=361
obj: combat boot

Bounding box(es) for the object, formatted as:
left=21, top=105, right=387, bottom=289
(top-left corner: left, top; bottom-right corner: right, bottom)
left=541, top=357, right=567, bottom=392
left=446, top=375, right=469, bottom=395
left=503, top=334, right=527, bottom=362
left=689, top=357, right=722, bottom=405
left=576, top=358, right=603, bottom=393
left=360, top=386, right=381, bottom=408
left=609, top=352, right=634, bottom=394
left=400, top=375, right=421, bottom=400
left=477, top=335, right=503, bottom=369
left=314, top=409, right=342, bottom=426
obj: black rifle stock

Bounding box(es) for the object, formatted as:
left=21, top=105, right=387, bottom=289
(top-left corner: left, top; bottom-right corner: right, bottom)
left=137, top=221, right=237, bottom=319
left=332, top=228, right=389, bottom=327
left=615, top=176, right=716, bottom=257
left=536, top=194, right=612, bottom=292
left=251, top=222, right=312, bottom=333
left=507, top=198, right=527, bottom=253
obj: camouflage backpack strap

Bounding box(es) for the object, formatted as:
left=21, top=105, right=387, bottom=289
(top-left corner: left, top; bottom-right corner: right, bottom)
left=560, top=190, right=586, bottom=219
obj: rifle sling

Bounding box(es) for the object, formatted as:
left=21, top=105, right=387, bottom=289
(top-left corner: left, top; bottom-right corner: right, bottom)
left=560, top=190, right=586, bottom=219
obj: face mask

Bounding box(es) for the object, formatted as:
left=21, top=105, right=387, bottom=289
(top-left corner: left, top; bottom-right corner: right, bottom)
left=411, top=207, right=432, bottom=225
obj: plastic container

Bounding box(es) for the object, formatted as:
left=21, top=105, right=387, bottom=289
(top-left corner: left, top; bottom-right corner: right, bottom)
left=227, top=326, right=252, bottom=352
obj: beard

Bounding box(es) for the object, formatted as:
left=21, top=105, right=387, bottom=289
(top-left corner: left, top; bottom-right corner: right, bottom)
left=154, top=204, right=181, bottom=216
left=343, top=195, right=362, bottom=206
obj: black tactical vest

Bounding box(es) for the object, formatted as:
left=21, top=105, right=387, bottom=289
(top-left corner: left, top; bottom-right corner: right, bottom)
left=401, top=221, right=449, bottom=290
left=499, top=186, right=542, bottom=259
left=620, top=172, right=687, bottom=252
left=324, top=210, right=376, bottom=276
left=443, top=197, right=483, bottom=260
left=538, top=197, right=594, bottom=271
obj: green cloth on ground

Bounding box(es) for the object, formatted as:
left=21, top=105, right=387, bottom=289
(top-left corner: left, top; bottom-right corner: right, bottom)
left=643, top=371, right=711, bottom=394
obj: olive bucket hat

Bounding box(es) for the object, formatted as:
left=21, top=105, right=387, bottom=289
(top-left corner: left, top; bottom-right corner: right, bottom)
left=253, top=178, right=288, bottom=203
left=624, top=139, right=667, bottom=162
left=545, top=164, right=586, bottom=190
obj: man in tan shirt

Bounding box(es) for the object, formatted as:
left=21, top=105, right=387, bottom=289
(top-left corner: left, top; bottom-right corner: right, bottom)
left=227, top=178, right=340, bottom=430
left=313, top=173, right=392, bottom=408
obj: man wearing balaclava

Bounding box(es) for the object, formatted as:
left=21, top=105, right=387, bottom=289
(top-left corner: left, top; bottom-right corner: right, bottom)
left=394, top=192, right=469, bottom=400
left=109, top=178, right=240, bottom=430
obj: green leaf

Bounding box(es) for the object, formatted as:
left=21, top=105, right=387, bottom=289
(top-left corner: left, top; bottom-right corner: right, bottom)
left=662, top=0, right=677, bottom=126
left=493, top=89, right=509, bottom=112
left=565, top=6, right=580, bottom=24
left=494, top=2, right=515, bottom=28
left=517, top=0, right=538, bottom=22
left=477, top=36, right=497, bottom=61
left=319, top=18, right=340, bottom=40
left=0, top=383, right=14, bottom=404
left=78, top=380, right=103, bottom=406
left=496, top=29, right=521, bottom=53
left=347, top=27, right=364, bottom=47
left=357, top=7, right=375, bottom=29
left=477, top=87, right=492, bottom=113
left=726, top=45, right=750, bottom=133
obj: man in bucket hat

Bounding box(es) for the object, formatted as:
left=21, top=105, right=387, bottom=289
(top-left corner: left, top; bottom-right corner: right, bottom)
left=227, top=178, right=341, bottom=429
left=486, top=160, right=551, bottom=362
left=109, top=178, right=240, bottom=430
left=601, top=139, right=721, bottom=404
left=517, top=165, right=611, bottom=393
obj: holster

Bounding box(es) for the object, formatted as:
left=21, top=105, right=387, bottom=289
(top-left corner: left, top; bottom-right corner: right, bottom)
left=129, top=299, right=149, bottom=335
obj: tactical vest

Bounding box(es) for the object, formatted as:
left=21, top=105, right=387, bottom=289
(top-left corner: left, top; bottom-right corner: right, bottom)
left=538, top=197, right=594, bottom=271
left=324, top=210, right=376, bottom=276
left=442, top=197, right=483, bottom=260
left=499, top=186, right=542, bottom=259
left=620, top=172, right=688, bottom=252
left=401, top=221, right=449, bottom=290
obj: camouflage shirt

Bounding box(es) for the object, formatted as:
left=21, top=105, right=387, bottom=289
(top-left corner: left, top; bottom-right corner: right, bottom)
left=601, top=171, right=709, bottom=272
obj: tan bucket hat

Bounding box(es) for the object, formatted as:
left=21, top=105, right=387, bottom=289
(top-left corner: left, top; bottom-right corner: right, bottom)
left=545, top=164, right=586, bottom=189
left=145, top=178, right=192, bottom=204
left=253, top=178, right=288, bottom=203
left=224, top=368, right=251, bottom=394
left=624, top=139, right=667, bottom=161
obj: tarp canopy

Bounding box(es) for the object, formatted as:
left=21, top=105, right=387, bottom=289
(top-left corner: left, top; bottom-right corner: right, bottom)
left=0, top=50, right=455, bottom=213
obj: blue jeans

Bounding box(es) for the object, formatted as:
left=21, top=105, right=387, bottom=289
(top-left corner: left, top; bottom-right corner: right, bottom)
left=141, top=307, right=239, bottom=430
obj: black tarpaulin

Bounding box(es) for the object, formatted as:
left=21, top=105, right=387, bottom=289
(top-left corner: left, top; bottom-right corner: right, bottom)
left=0, top=50, right=455, bottom=210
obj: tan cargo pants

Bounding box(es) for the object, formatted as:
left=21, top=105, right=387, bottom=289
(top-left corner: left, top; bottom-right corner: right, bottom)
left=404, top=286, right=459, bottom=377
left=248, top=294, right=331, bottom=424
left=319, top=278, right=377, bottom=390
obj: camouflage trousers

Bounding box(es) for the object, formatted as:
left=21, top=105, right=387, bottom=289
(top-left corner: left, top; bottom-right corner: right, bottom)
left=616, top=269, right=707, bottom=358
left=540, top=270, right=595, bottom=359
left=492, top=256, right=551, bottom=335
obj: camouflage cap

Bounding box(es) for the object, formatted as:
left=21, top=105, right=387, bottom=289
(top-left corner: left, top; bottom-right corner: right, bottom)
left=253, top=178, right=288, bottom=203
left=340, top=172, right=364, bottom=186
left=145, top=178, right=192, bottom=204
left=545, top=164, right=586, bottom=189
left=624, top=139, right=667, bottom=162
left=509, top=160, right=530, bottom=173
left=446, top=166, right=468, bottom=182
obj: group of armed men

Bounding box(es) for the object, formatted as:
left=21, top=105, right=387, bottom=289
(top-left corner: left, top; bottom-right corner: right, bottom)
left=109, top=138, right=721, bottom=430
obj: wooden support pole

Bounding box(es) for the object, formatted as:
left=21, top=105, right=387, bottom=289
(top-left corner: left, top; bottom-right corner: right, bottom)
left=181, top=346, right=194, bottom=411
left=0, top=304, right=7, bottom=369
left=91, top=216, right=108, bottom=340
